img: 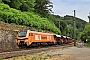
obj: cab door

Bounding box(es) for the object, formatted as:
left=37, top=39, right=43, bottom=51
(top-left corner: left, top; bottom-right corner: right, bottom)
left=28, top=33, right=34, bottom=44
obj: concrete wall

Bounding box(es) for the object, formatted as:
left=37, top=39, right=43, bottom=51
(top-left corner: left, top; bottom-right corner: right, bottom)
left=0, top=30, right=18, bottom=50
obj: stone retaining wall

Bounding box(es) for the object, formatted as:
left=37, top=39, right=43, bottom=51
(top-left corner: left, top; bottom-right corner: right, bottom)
left=0, top=30, right=18, bottom=50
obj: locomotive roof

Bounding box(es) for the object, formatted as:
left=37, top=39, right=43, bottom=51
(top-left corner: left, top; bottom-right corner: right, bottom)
left=29, top=30, right=54, bottom=35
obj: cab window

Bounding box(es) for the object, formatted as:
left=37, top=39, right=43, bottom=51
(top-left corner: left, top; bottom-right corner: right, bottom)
left=29, top=33, right=33, bottom=36
left=18, top=30, right=27, bottom=37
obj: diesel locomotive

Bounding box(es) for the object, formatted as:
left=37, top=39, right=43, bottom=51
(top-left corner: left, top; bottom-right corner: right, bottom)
left=16, top=30, right=73, bottom=48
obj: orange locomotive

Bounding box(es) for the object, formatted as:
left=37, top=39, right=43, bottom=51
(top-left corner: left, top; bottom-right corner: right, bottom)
left=16, top=30, right=56, bottom=47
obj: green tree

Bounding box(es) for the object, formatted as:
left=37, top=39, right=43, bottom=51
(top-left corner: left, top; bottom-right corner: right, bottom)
left=2, top=0, right=35, bottom=11
left=0, top=0, right=2, bottom=2
left=0, top=3, right=60, bottom=34
left=81, top=23, right=90, bottom=43
left=34, top=0, right=53, bottom=17
left=20, top=0, right=35, bottom=11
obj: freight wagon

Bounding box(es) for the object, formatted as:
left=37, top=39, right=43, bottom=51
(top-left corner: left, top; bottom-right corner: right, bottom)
left=54, top=34, right=63, bottom=45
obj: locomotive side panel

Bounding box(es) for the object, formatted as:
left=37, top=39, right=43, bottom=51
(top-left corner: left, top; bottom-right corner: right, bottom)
left=29, top=31, right=55, bottom=43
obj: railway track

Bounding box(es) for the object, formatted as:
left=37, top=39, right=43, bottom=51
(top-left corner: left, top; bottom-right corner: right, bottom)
left=0, top=43, right=73, bottom=59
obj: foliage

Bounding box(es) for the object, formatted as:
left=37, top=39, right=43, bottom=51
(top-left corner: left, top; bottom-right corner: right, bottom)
left=0, top=58, right=3, bottom=60
left=0, top=0, right=2, bottom=2
left=81, top=23, right=90, bottom=43
left=2, top=0, right=35, bottom=11
left=65, top=25, right=74, bottom=37
left=0, top=0, right=87, bottom=38
left=2, top=0, right=53, bottom=16
left=46, top=14, right=87, bottom=39
left=34, top=0, right=53, bottom=17
left=0, top=3, right=60, bottom=34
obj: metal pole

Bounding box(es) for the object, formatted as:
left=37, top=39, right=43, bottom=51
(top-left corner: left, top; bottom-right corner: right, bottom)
left=89, top=12, right=90, bottom=23
left=74, top=10, right=76, bottom=46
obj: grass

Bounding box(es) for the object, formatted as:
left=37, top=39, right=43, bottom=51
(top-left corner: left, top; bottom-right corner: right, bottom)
left=12, top=57, right=15, bottom=60
left=0, top=21, right=30, bottom=31
left=84, top=43, right=90, bottom=48
left=3, top=47, right=73, bottom=60
left=0, top=58, right=3, bottom=60
left=5, top=54, right=50, bottom=60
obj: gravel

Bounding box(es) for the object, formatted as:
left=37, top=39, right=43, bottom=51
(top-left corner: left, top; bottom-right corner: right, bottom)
left=42, top=47, right=90, bottom=60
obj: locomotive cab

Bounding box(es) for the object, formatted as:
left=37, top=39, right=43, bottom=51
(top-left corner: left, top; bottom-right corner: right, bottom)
left=16, top=30, right=29, bottom=47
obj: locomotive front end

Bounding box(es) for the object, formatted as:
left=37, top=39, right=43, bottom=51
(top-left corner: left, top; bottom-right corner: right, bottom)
left=16, top=30, right=28, bottom=47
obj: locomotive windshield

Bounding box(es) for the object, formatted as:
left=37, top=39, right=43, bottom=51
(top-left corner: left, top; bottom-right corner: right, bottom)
left=18, top=30, right=27, bottom=37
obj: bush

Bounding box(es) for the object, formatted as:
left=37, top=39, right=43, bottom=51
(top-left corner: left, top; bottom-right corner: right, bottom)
left=0, top=3, right=61, bottom=34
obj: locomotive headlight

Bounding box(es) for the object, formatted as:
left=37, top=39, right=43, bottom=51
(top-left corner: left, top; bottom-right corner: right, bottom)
left=25, top=39, right=28, bottom=42
left=16, top=40, right=20, bottom=43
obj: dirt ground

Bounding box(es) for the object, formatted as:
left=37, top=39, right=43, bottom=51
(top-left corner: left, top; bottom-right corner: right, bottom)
left=4, top=46, right=90, bottom=60
left=44, top=47, right=90, bottom=60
